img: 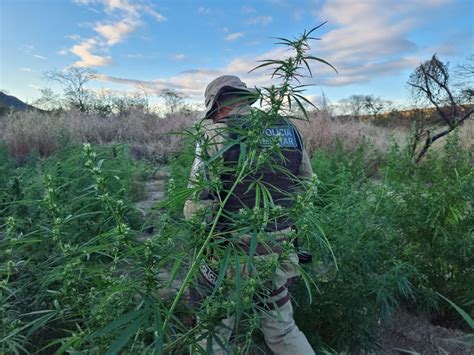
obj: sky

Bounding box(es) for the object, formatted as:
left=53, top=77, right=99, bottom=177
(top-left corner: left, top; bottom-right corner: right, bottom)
left=1, top=0, right=473, bottom=109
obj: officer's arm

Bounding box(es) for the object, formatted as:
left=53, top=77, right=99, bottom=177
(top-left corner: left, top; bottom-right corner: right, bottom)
left=183, top=140, right=214, bottom=220
left=298, top=148, right=314, bottom=181
left=183, top=122, right=227, bottom=220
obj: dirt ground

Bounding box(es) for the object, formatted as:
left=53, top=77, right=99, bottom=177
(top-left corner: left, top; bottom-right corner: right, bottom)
left=373, top=309, right=473, bottom=354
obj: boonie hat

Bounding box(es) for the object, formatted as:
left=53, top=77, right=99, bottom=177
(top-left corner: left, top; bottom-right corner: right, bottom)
left=204, top=75, right=258, bottom=118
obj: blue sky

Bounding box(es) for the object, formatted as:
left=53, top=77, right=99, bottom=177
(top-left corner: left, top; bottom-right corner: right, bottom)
left=1, top=0, right=473, bottom=108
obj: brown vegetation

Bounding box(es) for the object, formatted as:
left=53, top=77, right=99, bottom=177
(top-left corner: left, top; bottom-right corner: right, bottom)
left=1, top=106, right=471, bottom=164
left=295, top=109, right=408, bottom=155
left=0, top=110, right=195, bottom=163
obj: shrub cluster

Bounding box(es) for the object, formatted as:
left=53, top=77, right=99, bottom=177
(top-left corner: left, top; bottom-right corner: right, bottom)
left=1, top=128, right=472, bottom=353
left=0, top=110, right=196, bottom=164
left=293, top=131, right=474, bottom=351
left=0, top=143, right=165, bottom=353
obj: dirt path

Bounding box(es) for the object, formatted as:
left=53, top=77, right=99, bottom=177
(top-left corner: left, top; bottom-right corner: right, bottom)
left=374, top=310, right=472, bottom=354
left=133, top=166, right=186, bottom=298
left=134, top=166, right=169, bottom=234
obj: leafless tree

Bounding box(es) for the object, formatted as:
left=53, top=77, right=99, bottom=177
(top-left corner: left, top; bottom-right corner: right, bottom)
left=45, top=67, right=96, bottom=112
left=407, top=54, right=473, bottom=163
left=362, top=95, right=392, bottom=119
left=455, top=55, right=474, bottom=104
left=456, top=54, right=474, bottom=78
left=159, top=89, right=185, bottom=114
left=338, top=94, right=391, bottom=119
left=32, top=88, right=63, bottom=112
left=135, top=83, right=153, bottom=113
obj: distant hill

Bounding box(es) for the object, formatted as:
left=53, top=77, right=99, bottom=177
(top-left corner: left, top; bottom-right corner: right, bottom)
left=0, top=91, right=38, bottom=114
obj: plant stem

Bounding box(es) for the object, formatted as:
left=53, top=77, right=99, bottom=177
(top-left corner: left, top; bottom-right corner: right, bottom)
left=162, top=156, right=251, bottom=333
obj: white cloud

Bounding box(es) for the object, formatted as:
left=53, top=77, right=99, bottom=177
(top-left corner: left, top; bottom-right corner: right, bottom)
left=144, top=6, right=167, bottom=22
left=86, top=0, right=456, bottom=104
left=308, top=0, right=451, bottom=86
left=94, top=19, right=137, bottom=45
left=70, top=39, right=112, bottom=67
left=18, top=44, right=35, bottom=53
left=58, top=48, right=69, bottom=55
left=68, top=0, right=166, bottom=68
left=225, top=32, right=244, bottom=42
left=245, top=16, right=272, bottom=26
left=92, top=49, right=282, bottom=103
left=19, top=44, right=48, bottom=61
left=19, top=67, right=33, bottom=72
left=174, top=54, right=186, bottom=60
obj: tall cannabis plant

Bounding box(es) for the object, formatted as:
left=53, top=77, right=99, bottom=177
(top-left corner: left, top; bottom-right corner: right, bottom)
left=159, top=24, right=337, bottom=353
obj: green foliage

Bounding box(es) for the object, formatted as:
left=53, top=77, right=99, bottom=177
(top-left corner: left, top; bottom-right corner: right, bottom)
left=1, top=26, right=338, bottom=354
left=2, top=25, right=472, bottom=354
left=293, top=131, right=473, bottom=351
left=0, top=143, right=154, bottom=353
left=382, top=130, right=474, bottom=315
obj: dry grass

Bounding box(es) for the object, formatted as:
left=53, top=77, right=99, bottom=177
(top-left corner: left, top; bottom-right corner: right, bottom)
left=459, top=118, right=474, bottom=150
left=1, top=108, right=471, bottom=164
left=0, top=109, right=197, bottom=163
left=295, top=109, right=409, bottom=156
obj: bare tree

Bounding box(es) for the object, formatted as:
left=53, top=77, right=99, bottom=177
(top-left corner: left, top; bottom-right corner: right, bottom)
left=45, top=67, right=96, bottom=112
left=408, top=54, right=473, bottom=163
left=32, top=88, right=63, bottom=112
left=159, top=89, right=185, bottom=114
left=338, top=94, right=391, bottom=119
left=455, top=55, right=474, bottom=104
left=456, top=54, right=474, bottom=78
left=338, top=95, right=366, bottom=117
left=135, top=83, right=152, bottom=113
left=362, top=95, right=392, bottom=119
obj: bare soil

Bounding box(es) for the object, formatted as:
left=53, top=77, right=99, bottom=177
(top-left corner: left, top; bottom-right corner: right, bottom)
left=374, top=309, right=472, bottom=354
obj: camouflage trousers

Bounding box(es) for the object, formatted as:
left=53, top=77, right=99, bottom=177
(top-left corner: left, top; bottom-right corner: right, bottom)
left=192, top=232, right=314, bottom=354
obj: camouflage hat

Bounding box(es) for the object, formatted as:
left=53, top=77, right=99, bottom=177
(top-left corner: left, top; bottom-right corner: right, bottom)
left=203, top=75, right=257, bottom=118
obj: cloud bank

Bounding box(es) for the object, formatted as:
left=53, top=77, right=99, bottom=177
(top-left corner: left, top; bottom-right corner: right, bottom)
left=69, top=0, right=166, bottom=67
left=91, top=0, right=455, bottom=104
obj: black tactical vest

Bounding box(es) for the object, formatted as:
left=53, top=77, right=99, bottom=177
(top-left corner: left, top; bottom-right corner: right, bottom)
left=218, top=116, right=303, bottom=232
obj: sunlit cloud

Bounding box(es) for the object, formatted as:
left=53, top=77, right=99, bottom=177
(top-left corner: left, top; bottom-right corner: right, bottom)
left=94, top=19, right=137, bottom=45
left=225, top=32, right=244, bottom=41
left=68, top=0, right=166, bottom=68
left=19, top=67, right=33, bottom=72
left=308, top=0, right=451, bottom=86
left=174, top=54, right=186, bottom=60
left=33, top=54, right=48, bottom=60
left=70, top=39, right=112, bottom=67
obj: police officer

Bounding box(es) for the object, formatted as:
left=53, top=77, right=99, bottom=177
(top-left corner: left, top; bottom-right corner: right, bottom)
left=184, top=75, right=315, bottom=354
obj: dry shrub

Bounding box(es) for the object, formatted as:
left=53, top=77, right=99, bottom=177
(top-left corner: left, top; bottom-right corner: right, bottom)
left=459, top=117, right=474, bottom=150
left=1, top=107, right=469, bottom=163
left=0, top=109, right=197, bottom=162
left=295, top=109, right=408, bottom=155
